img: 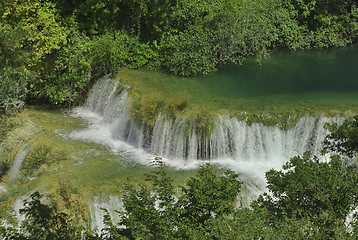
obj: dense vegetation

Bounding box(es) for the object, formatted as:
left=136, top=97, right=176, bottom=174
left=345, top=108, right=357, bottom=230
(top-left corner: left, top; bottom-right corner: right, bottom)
left=1, top=0, right=358, bottom=111
left=1, top=154, right=358, bottom=239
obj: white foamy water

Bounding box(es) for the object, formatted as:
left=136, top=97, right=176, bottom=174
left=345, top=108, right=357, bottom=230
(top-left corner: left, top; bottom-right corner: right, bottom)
left=70, top=77, right=344, bottom=197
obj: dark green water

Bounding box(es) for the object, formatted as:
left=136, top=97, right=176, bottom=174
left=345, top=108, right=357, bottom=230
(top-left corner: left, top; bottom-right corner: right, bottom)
left=199, top=46, right=358, bottom=105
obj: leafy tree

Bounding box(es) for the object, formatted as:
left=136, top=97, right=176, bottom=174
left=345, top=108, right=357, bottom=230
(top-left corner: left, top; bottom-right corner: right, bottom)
left=324, top=115, right=358, bottom=157
left=0, top=0, right=68, bottom=101
left=87, top=32, right=159, bottom=76
left=160, top=26, right=217, bottom=76
left=177, top=164, right=242, bottom=226
left=101, top=161, right=178, bottom=239
left=101, top=161, right=242, bottom=239
left=254, top=152, right=358, bottom=238
left=45, top=32, right=91, bottom=105
left=1, top=0, right=68, bottom=69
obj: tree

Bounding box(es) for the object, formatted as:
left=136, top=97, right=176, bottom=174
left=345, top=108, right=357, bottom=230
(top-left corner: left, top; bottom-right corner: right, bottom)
left=254, top=152, right=358, bottom=238
left=44, top=32, right=91, bottom=105
left=324, top=115, right=358, bottom=157
left=100, top=161, right=242, bottom=239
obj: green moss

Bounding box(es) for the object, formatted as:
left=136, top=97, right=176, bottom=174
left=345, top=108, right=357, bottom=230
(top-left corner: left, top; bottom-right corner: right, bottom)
left=22, top=142, right=69, bottom=176
left=130, top=93, right=165, bottom=127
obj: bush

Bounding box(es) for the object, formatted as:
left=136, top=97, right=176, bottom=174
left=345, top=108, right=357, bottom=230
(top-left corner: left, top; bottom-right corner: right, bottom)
left=254, top=152, right=358, bottom=238
left=0, top=191, right=84, bottom=240
left=100, top=161, right=242, bottom=239
left=88, top=32, right=160, bottom=78
left=0, top=23, right=29, bottom=113
left=0, top=67, right=28, bottom=114
left=45, top=32, right=91, bottom=105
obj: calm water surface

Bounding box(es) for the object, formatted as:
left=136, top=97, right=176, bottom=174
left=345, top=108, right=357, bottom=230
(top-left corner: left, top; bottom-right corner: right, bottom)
left=198, top=46, right=358, bottom=105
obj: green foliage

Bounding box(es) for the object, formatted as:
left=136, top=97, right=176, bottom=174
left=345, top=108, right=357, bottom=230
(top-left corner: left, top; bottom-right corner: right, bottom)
left=1, top=155, right=357, bottom=239
left=160, top=26, right=217, bottom=76
left=254, top=152, right=358, bottom=238
left=88, top=32, right=160, bottom=77
left=0, top=191, right=84, bottom=240
left=0, top=23, right=29, bottom=113
left=177, top=164, right=242, bottom=227
left=0, top=67, right=28, bottom=114
left=281, top=0, right=358, bottom=48
left=101, top=161, right=242, bottom=239
left=102, top=160, right=177, bottom=239
left=87, top=32, right=129, bottom=77
left=1, top=0, right=358, bottom=107
left=1, top=0, right=68, bottom=72
left=22, top=143, right=68, bottom=176
left=212, top=0, right=278, bottom=62
left=0, top=0, right=69, bottom=103
left=45, top=32, right=91, bottom=104
left=208, top=208, right=274, bottom=239
left=324, top=115, right=358, bottom=157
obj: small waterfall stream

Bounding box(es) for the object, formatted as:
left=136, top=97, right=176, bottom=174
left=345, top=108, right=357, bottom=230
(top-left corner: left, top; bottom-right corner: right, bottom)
left=8, top=143, right=30, bottom=181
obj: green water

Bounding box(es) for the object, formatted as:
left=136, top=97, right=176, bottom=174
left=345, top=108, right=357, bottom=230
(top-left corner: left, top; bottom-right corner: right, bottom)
left=121, top=46, right=358, bottom=115
left=204, top=46, right=358, bottom=102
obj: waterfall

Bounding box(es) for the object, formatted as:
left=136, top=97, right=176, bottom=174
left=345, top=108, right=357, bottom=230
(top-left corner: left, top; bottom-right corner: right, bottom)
left=8, top=143, right=30, bottom=181
left=70, top=77, right=344, bottom=193
left=73, top=77, right=341, bottom=160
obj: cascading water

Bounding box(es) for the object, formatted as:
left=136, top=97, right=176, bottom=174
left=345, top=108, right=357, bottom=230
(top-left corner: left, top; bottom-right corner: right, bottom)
left=70, top=77, right=344, bottom=194
left=8, top=142, right=30, bottom=181
left=88, top=195, right=123, bottom=231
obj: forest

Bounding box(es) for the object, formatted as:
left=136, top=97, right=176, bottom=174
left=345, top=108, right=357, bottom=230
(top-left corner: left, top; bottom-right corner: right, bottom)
left=1, top=0, right=358, bottom=239
left=1, top=0, right=358, bottom=112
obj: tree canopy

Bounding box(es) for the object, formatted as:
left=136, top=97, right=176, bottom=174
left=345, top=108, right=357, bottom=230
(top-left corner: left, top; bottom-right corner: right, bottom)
left=0, top=0, right=357, bottom=111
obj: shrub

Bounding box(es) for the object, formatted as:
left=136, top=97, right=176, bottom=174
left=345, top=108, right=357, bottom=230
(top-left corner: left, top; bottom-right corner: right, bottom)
left=45, top=32, right=91, bottom=105
left=0, top=23, right=29, bottom=113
